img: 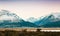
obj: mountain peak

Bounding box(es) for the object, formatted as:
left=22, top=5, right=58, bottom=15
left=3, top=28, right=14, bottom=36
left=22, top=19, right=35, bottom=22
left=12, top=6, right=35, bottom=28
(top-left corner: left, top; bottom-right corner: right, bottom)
left=50, top=13, right=60, bottom=17
left=48, top=13, right=60, bottom=21
left=0, top=10, right=9, bottom=15
left=0, top=10, right=38, bottom=28
left=0, top=10, right=17, bottom=16
left=0, top=10, right=22, bottom=22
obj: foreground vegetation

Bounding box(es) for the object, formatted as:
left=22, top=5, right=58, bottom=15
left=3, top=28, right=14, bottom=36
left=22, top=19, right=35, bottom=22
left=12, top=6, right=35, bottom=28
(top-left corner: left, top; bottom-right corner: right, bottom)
left=0, top=29, right=60, bottom=36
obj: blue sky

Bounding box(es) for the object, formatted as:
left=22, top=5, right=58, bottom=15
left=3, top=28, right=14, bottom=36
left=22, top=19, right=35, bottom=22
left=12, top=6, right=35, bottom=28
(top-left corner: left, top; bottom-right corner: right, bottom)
left=0, top=0, right=60, bottom=20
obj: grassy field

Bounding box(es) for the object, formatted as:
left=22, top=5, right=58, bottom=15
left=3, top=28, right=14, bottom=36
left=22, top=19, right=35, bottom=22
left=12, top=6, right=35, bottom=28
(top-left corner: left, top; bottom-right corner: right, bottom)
left=0, top=29, right=60, bottom=36
left=0, top=28, right=60, bottom=36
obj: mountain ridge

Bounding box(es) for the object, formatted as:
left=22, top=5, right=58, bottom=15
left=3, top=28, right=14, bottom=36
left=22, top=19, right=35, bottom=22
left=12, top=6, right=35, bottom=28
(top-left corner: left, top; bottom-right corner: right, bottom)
left=0, top=10, right=37, bottom=28
left=34, top=13, right=60, bottom=27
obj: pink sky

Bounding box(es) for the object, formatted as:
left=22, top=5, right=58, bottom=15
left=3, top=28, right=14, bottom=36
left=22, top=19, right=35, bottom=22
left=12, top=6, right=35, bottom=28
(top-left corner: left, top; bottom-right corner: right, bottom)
left=0, top=0, right=60, bottom=20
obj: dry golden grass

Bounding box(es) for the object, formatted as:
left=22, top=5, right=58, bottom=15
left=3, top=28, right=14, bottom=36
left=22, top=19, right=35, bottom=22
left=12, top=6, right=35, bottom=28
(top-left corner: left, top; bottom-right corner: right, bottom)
left=0, top=28, right=60, bottom=32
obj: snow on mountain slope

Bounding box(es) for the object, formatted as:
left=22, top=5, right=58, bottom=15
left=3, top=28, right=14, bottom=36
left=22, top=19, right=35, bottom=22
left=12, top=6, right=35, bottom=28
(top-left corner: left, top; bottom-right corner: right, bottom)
left=27, top=17, right=38, bottom=23
left=38, top=13, right=60, bottom=27
left=0, top=10, right=37, bottom=28
left=0, top=10, right=22, bottom=22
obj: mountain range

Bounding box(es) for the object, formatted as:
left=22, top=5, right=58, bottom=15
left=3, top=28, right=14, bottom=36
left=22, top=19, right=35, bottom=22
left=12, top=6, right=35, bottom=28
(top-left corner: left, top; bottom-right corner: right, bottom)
left=0, top=10, right=37, bottom=28
left=0, top=10, right=60, bottom=28
left=28, top=13, right=60, bottom=28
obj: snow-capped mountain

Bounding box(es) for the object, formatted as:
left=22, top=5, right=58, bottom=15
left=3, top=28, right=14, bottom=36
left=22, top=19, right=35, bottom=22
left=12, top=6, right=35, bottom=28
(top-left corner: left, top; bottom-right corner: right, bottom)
left=27, top=17, right=38, bottom=23
left=1, top=10, right=60, bottom=28
left=27, top=16, right=45, bottom=26
left=0, top=10, right=22, bottom=22
left=0, top=10, right=37, bottom=28
left=37, top=13, right=60, bottom=27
